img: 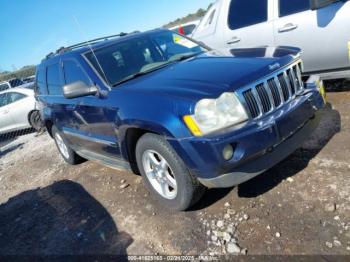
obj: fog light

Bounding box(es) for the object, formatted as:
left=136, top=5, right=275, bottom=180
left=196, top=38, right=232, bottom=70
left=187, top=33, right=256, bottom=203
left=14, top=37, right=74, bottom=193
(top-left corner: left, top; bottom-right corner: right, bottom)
left=223, top=144, right=234, bottom=160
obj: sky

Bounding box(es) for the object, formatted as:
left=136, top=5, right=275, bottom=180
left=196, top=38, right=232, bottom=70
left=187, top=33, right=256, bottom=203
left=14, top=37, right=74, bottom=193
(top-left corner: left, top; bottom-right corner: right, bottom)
left=0, top=0, right=213, bottom=72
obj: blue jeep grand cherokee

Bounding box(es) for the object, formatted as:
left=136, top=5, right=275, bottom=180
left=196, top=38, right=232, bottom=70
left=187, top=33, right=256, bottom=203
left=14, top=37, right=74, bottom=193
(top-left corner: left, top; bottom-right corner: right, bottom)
left=35, top=29, right=325, bottom=210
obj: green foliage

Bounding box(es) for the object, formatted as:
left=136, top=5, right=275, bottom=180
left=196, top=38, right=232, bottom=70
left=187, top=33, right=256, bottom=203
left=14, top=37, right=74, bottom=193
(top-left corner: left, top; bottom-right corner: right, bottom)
left=0, top=65, right=36, bottom=82
left=164, top=3, right=213, bottom=28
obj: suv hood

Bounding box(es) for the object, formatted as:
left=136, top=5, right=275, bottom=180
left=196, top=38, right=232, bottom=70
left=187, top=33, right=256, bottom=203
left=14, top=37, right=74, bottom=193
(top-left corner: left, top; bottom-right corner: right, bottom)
left=122, top=47, right=300, bottom=100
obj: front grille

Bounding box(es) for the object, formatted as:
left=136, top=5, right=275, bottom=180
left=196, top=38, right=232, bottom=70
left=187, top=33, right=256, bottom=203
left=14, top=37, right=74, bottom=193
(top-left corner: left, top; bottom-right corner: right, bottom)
left=239, top=62, right=303, bottom=119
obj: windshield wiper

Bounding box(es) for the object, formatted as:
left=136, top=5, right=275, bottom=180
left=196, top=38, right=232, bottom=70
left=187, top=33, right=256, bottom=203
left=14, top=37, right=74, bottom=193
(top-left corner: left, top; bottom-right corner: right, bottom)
left=170, top=51, right=205, bottom=62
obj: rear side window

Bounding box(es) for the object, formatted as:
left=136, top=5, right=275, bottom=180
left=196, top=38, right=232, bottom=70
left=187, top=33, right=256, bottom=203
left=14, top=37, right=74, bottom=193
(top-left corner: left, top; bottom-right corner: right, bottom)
left=46, top=63, right=63, bottom=95
left=63, top=60, right=91, bottom=86
left=35, top=67, right=47, bottom=95
left=228, top=0, right=268, bottom=30
left=279, top=0, right=310, bottom=17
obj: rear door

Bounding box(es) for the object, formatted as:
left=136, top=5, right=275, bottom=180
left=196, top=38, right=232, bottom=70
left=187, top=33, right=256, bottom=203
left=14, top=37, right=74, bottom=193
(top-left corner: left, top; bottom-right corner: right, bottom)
left=222, top=0, right=274, bottom=49
left=273, top=0, right=350, bottom=73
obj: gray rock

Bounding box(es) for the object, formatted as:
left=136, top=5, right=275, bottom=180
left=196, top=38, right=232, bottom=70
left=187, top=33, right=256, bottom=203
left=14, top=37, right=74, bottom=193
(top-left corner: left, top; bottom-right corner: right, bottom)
left=120, top=183, right=129, bottom=189
left=223, top=232, right=231, bottom=242
left=211, top=235, right=218, bottom=242
left=227, top=243, right=241, bottom=254
left=333, top=240, right=342, bottom=247
left=243, top=214, right=249, bottom=220
left=217, top=220, right=224, bottom=228
left=227, top=209, right=236, bottom=215
left=224, top=214, right=230, bottom=220
left=325, top=203, right=336, bottom=212
left=325, top=242, right=333, bottom=248
left=240, top=248, right=248, bottom=255
left=224, top=202, right=231, bottom=207
left=275, top=232, right=281, bottom=238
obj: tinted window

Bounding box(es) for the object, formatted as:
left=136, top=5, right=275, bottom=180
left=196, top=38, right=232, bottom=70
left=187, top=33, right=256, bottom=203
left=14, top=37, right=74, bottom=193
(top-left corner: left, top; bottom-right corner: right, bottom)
left=279, top=0, right=310, bottom=17
left=228, top=0, right=268, bottom=30
left=0, top=83, right=9, bottom=91
left=63, top=60, right=91, bottom=85
left=7, top=92, right=26, bottom=104
left=47, top=63, right=63, bottom=95
left=36, top=67, right=46, bottom=95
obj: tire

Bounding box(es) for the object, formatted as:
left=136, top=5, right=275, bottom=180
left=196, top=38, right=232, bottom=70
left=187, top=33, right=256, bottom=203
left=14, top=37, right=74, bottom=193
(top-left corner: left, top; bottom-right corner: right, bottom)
left=52, top=125, right=85, bottom=165
left=135, top=133, right=205, bottom=211
left=28, top=110, right=43, bottom=131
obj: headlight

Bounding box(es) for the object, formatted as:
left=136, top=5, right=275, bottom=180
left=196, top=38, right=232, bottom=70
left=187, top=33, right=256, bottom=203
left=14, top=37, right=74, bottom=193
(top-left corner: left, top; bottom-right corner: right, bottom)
left=184, top=92, right=248, bottom=136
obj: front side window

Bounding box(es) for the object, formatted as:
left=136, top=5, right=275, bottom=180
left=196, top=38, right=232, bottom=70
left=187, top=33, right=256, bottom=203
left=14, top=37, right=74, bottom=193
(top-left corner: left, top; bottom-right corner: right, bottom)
left=228, top=0, right=268, bottom=30
left=63, top=60, right=91, bottom=86
left=85, top=31, right=206, bottom=87
left=46, top=63, right=63, bottom=95
left=279, top=0, right=310, bottom=17
left=7, top=92, right=27, bottom=104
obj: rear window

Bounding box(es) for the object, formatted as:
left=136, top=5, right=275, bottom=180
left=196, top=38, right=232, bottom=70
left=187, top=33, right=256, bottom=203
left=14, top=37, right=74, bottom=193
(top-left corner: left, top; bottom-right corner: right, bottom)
left=9, top=79, right=24, bottom=88
left=279, top=0, right=310, bottom=17
left=228, top=0, right=268, bottom=30
left=46, top=63, right=63, bottom=95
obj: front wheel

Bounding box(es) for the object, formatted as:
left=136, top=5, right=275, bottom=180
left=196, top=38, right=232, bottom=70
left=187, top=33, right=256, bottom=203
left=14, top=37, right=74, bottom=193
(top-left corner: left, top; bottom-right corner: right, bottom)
left=52, top=126, right=85, bottom=165
left=135, top=133, right=205, bottom=211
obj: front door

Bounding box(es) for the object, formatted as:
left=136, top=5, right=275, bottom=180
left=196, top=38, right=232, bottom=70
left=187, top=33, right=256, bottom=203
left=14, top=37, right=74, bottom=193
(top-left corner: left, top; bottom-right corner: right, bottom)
left=273, top=0, right=350, bottom=73
left=61, top=59, right=121, bottom=159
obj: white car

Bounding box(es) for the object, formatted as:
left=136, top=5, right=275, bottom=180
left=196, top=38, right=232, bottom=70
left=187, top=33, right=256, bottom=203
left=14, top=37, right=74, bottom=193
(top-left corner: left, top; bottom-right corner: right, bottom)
left=0, top=78, right=34, bottom=91
left=0, top=88, right=41, bottom=135
left=169, top=20, right=201, bottom=37
left=192, top=0, right=350, bottom=79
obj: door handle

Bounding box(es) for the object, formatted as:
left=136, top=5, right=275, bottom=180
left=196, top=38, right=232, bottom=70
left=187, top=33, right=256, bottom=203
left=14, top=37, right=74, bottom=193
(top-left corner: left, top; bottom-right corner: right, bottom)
left=227, top=36, right=241, bottom=44
left=278, top=23, right=298, bottom=33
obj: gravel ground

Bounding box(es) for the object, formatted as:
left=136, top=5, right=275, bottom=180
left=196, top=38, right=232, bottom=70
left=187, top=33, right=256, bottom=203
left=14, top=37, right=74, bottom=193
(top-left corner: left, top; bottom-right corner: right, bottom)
left=0, top=82, right=350, bottom=256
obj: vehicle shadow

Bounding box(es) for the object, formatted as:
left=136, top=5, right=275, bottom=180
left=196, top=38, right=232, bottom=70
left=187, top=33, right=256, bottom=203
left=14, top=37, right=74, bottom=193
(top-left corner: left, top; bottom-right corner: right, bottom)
left=238, top=103, right=341, bottom=198
left=0, top=180, right=132, bottom=259
left=324, top=79, right=350, bottom=92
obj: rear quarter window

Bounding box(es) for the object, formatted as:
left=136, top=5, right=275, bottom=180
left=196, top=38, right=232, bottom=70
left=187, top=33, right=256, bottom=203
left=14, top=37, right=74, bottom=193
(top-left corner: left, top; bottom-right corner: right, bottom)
left=46, top=63, right=63, bottom=95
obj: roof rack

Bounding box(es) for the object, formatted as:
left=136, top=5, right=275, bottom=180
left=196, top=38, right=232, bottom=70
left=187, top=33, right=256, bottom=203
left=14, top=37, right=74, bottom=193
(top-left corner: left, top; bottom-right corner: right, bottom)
left=44, top=31, right=140, bottom=60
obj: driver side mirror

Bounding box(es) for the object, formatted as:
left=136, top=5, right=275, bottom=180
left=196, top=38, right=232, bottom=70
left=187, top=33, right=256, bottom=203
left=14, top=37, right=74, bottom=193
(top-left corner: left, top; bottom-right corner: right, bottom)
left=310, top=0, right=341, bottom=10
left=63, top=81, right=98, bottom=99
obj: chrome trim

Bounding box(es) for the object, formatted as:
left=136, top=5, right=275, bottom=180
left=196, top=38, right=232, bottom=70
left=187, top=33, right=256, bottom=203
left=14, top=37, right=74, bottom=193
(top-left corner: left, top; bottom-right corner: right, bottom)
left=236, top=60, right=303, bottom=120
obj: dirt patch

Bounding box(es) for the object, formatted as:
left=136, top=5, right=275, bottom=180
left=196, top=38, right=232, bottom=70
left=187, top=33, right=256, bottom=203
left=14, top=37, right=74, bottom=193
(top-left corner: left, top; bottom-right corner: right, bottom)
left=0, top=84, right=349, bottom=256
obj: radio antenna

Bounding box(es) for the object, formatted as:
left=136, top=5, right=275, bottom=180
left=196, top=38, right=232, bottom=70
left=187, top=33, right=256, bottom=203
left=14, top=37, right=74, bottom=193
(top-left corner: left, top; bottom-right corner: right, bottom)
left=72, top=15, right=109, bottom=86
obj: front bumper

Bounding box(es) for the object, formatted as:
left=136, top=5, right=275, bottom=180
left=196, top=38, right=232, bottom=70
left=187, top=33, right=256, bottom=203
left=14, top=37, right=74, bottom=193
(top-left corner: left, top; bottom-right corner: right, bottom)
left=169, top=87, right=325, bottom=188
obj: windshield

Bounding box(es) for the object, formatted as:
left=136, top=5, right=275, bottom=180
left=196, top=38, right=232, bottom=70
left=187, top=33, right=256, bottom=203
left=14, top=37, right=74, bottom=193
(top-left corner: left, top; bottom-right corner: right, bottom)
left=85, top=31, right=207, bottom=86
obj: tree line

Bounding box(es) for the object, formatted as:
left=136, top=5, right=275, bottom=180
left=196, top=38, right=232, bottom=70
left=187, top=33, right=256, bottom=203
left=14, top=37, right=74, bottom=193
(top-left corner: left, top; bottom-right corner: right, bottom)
left=0, top=65, right=36, bottom=82
left=164, top=3, right=213, bottom=28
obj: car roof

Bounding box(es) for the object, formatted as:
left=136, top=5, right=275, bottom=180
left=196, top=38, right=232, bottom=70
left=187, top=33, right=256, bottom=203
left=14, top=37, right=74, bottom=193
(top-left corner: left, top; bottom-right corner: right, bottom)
left=40, top=28, right=168, bottom=66
left=0, top=87, right=34, bottom=96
